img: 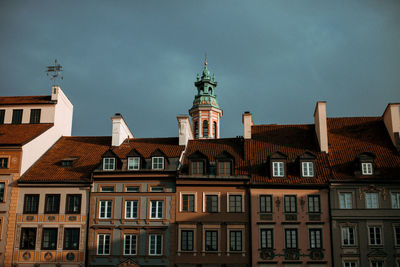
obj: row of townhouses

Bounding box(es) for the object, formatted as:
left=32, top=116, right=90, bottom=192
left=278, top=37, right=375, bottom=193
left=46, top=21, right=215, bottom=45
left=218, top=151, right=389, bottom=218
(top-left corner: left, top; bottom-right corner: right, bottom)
left=0, top=63, right=399, bottom=267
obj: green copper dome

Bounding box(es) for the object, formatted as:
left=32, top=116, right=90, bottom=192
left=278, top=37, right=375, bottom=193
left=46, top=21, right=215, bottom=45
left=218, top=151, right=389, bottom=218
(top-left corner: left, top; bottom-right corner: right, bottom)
left=191, top=61, right=220, bottom=109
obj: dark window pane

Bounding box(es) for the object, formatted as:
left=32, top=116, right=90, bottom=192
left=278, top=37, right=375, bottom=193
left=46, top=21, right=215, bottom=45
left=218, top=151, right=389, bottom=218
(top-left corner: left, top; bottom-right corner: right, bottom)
left=20, top=228, right=37, bottom=249
left=42, top=228, right=58, bottom=250
left=12, top=109, right=23, bottom=124
left=181, top=230, right=194, bottom=251
left=0, top=158, right=7, bottom=169
left=64, top=228, right=80, bottom=250
left=30, top=109, right=41, bottom=124
left=24, top=194, right=39, bottom=214
left=0, top=182, right=4, bottom=202
left=45, top=194, right=60, bottom=213
left=0, top=110, right=5, bottom=124
left=205, top=230, right=218, bottom=251
left=66, top=195, right=81, bottom=214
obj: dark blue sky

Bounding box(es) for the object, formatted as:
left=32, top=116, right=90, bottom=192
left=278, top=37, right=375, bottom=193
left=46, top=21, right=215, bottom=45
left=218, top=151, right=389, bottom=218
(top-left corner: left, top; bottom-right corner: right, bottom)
left=1, top=0, right=399, bottom=138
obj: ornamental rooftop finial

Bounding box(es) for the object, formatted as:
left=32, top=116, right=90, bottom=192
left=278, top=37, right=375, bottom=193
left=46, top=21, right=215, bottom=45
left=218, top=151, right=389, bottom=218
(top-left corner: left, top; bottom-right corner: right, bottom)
left=201, top=53, right=211, bottom=79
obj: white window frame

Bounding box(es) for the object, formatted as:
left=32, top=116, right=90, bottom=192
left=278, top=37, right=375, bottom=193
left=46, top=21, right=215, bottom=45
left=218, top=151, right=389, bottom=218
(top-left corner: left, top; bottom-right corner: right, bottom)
left=150, top=200, right=163, bottom=219
left=343, top=261, right=358, bottom=267
left=103, top=158, right=115, bottom=171
left=339, top=192, right=353, bottom=209
left=341, top=226, right=356, bottom=246
left=128, top=157, right=140, bottom=170
left=365, top=192, right=379, bottom=209
left=152, top=157, right=164, bottom=170
left=97, top=234, right=110, bottom=255
left=361, top=162, right=373, bottom=175
left=149, top=234, right=162, bottom=255
left=368, top=225, right=383, bottom=246
left=302, top=161, right=314, bottom=177
left=392, top=192, right=400, bottom=209
left=125, top=200, right=138, bottom=219
left=272, top=161, right=284, bottom=177
left=99, top=200, right=112, bottom=219
left=124, top=234, right=137, bottom=255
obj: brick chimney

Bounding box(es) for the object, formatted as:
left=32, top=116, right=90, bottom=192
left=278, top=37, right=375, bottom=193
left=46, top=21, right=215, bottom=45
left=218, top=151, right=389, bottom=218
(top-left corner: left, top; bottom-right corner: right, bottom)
left=111, top=113, right=134, bottom=146
left=382, top=103, right=400, bottom=151
left=177, top=115, right=193, bottom=146
left=242, top=111, right=253, bottom=139
left=314, top=101, right=328, bottom=153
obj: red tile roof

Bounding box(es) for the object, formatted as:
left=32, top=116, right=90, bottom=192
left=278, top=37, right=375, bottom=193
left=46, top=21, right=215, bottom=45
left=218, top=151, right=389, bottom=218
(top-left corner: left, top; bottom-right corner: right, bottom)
left=182, top=138, right=247, bottom=175
left=0, top=95, right=53, bottom=105
left=0, top=123, right=54, bottom=145
left=327, top=117, right=400, bottom=180
left=246, top=124, right=331, bottom=185
left=20, top=136, right=111, bottom=183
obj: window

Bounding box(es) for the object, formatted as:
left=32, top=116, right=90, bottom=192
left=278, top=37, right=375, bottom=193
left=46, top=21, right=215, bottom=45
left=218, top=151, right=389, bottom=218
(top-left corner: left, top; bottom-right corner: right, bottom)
left=369, top=226, right=382, bottom=245
left=23, top=194, right=39, bottom=214
left=126, top=186, right=140, bottom=192
left=152, top=157, right=164, bottom=170
left=342, top=226, right=355, bottom=246
left=99, top=200, right=112, bottom=219
left=30, top=109, right=41, bottom=124
left=125, top=200, right=138, bottom=219
left=218, top=161, right=231, bottom=175
left=0, top=110, right=4, bottom=124
left=260, top=229, right=273, bottom=249
left=181, top=230, right=194, bottom=251
left=128, top=157, right=140, bottom=170
left=66, top=194, right=81, bottom=214
left=100, top=186, right=114, bottom=192
left=203, top=120, right=208, bottom=137
left=361, top=162, right=373, bottom=175
left=284, top=195, right=297, bottom=213
left=392, top=192, right=400, bottom=209
left=124, top=234, right=137, bottom=255
left=150, top=186, right=164, bottom=192
left=192, top=161, right=204, bottom=175
left=308, top=195, right=320, bottom=213
left=213, top=121, right=217, bottom=138
left=20, top=228, right=37, bottom=249
left=309, top=229, right=322, bottom=249
left=61, top=160, right=73, bottom=167
left=339, top=193, right=352, bottom=209
left=260, top=195, right=273, bottom=213
left=205, top=230, right=218, bottom=251
left=12, top=109, right=22, bottom=124
left=394, top=225, right=400, bottom=246
left=64, top=228, right=80, bottom=250
left=194, top=121, right=199, bottom=139
left=302, top=162, right=314, bottom=177
left=103, top=158, right=115, bottom=171
left=344, top=261, right=357, bottom=267
left=44, top=194, right=60, bottom=214
left=370, top=260, right=384, bottom=267
left=97, top=234, right=110, bottom=255
left=206, top=195, right=218, bottom=213
left=272, top=161, right=284, bottom=177
left=150, top=200, right=163, bottom=219
left=149, top=234, right=162, bottom=255
left=365, top=193, right=379, bottom=209
left=229, top=195, right=242, bottom=212
left=0, top=182, right=5, bottom=202
left=42, top=228, right=57, bottom=250
left=285, top=229, right=298, bottom=249
left=182, top=194, right=195, bottom=212
left=229, top=230, right=242, bottom=251
left=0, top=158, right=8, bottom=169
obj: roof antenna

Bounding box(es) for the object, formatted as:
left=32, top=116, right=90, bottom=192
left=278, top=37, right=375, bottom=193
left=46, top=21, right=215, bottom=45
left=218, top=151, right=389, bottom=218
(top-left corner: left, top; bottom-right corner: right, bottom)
left=46, top=59, right=63, bottom=86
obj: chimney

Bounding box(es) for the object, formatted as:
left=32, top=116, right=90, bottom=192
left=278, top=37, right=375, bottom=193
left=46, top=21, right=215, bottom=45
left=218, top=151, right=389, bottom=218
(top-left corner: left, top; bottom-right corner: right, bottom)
left=51, top=85, right=61, bottom=101
left=382, top=103, right=400, bottom=151
left=242, top=111, right=253, bottom=139
left=314, top=101, right=328, bottom=153
left=111, top=113, right=134, bottom=146
left=177, top=115, right=193, bottom=146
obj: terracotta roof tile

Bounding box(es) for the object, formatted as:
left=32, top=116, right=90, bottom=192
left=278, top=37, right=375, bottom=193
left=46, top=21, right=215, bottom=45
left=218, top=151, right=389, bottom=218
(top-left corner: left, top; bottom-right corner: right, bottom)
left=327, top=117, right=400, bottom=180
left=246, top=124, right=331, bottom=185
left=0, top=95, right=53, bottom=105
left=20, top=136, right=111, bottom=183
left=0, top=123, right=54, bottom=145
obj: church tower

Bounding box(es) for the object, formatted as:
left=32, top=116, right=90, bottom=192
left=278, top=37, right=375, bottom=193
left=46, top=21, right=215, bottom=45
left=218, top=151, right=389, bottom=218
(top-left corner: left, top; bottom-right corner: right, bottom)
left=189, top=58, right=223, bottom=139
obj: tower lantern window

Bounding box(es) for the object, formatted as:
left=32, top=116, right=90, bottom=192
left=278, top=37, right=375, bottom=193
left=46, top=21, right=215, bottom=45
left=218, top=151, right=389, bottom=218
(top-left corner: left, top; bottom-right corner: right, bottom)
left=203, top=120, right=209, bottom=137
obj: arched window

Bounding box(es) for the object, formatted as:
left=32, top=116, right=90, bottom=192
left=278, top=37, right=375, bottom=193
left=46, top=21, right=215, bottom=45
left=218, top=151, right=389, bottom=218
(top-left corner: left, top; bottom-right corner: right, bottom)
left=194, top=121, right=199, bottom=139
left=209, top=87, right=213, bottom=95
left=203, top=120, right=208, bottom=137
left=213, top=121, right=217, bottom=138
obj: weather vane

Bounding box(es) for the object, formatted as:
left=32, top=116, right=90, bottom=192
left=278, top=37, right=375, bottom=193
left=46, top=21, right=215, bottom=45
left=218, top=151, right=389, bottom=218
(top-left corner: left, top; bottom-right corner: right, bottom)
left=46, top=59, right=63, bottom=86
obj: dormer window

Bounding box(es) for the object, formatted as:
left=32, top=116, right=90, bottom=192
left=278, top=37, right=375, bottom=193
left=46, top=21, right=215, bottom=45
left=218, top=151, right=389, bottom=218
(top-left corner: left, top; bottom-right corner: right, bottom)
left=192, top=161, right=204, bottom=175
left=356, top=152, right=375, bottom=176
left=103, top=158, right=115, bottom=171
left=302, top=162, right=314, bottom=177
left=188, top=151, right=208, bottom=175
left=272, top=162, right=284, bottom=177
left=361, top=162, right=373, bottom=175
left=218, top=161, right=231, bottom=175
left=128, top=157, right=140, bottom=170
left=215, top=151, right=235, bottom=176
left=62, top=160, right=73, bottom=167
left=152, top=157, right=164, bottom=170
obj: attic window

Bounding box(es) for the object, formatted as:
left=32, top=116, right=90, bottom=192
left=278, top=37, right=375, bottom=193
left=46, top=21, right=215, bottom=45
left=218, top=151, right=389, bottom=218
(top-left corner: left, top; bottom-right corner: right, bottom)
left=302, top=162, right=314, bottom=177
left=152, top=157, right=164, bottom=170
left=361, top=163, right=373, bottom=175
left=61, top=158, right=77, bottom=167
left=272, top=162, right=284, bottom=177
left=357, top=152, right=375, bottom=176
left=103, top=158, right=115, bottom=171
left=128, top=157, right=140, bottom=170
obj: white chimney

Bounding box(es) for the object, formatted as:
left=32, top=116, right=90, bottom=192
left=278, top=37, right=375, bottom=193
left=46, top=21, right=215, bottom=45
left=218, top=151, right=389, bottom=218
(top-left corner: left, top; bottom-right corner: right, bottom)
left=242, top=111, right=253, bottom=139
left=314, top=101, right=328, bottom=153
left=177, top=115, right=193, bottom=146
left=111, top=113, right=134, bottom=146
left=382, top=103, right=400, bottom=151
